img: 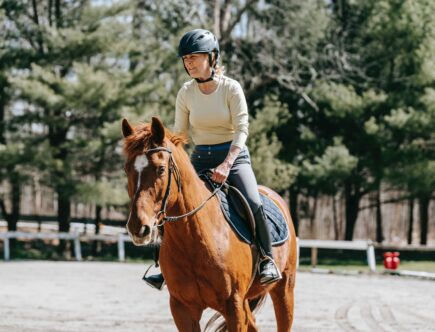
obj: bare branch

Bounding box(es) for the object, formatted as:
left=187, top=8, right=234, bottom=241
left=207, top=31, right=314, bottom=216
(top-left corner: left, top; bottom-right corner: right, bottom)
left=221, top=0, right=232, bottom=34
left=220, top=0, right=258, bottom=43
left=213, top=0, right=221, bottom=37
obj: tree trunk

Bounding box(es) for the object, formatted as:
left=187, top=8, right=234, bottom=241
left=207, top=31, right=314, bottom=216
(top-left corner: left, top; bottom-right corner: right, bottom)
left=375, top=189, right=384, bottom=243
left=48, top=112, right=70, bottom=254
left=55, top=0, right=62, bottom=28
left=310, top=194, right=318, bottom=239
left=0, top=173, right=21, bottom=248
left=92, top=204, right=103, bottom=256
left=332, top=195, right=339, bottom=240
left=407, top=198, right=414, bottom=245
left=9, top=173, right=21, bottom=232
left=0, top=75, right=6, bottom=145
left=213, top=0, right=221, bottom=38
left=57, top=190, right=71, bottom=255
left=344, top=181, right=361, bottom=241
left=419, top=194, right=430, bottom=245
left=48, top=0, right=53, bottom=26
left=289, top=187, right=299, bottom=235
left=0, top=175, right=21, bottom=230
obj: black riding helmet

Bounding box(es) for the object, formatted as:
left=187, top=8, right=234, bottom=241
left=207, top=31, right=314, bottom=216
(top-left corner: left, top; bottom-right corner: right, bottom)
left=178, top=29, right=220, bottom=83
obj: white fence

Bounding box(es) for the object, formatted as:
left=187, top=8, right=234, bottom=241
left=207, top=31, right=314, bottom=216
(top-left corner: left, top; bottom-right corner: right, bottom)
left=0, top=232, right=132, bottom=262
left=1, top=231, right=379, bottom=270
left=297, top=239, right=376, bottom=272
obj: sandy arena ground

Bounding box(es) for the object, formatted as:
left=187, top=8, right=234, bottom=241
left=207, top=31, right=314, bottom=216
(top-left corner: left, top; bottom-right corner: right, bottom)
left=0, top=261, right=434, bottom=332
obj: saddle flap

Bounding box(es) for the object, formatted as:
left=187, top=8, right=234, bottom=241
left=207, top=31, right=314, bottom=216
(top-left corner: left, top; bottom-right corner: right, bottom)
left=227, top=186, right=256, bottom=235
left=199, top=172, right=289, bottom=246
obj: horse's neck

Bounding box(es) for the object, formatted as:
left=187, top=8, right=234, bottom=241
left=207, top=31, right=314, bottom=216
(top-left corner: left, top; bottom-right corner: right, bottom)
left=164, top=167, right=223, bottom=250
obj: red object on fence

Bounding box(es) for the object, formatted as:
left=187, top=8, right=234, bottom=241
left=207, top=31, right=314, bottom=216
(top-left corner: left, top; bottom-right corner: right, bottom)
left=383, top=251, right=400, bottom=270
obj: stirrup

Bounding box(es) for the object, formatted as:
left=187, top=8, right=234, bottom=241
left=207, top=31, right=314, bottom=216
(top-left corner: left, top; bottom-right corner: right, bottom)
left=258, top=256, right=282, bottom=285
left=142, top=265, right=165, bottom=291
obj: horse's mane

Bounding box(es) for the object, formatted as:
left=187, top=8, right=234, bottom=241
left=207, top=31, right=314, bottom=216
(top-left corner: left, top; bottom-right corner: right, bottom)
left=123, top=123, right=189, bottom=158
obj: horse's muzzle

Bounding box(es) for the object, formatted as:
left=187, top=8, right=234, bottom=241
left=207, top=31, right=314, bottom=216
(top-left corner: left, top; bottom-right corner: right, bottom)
left=128, top=223, right=158, bottom=246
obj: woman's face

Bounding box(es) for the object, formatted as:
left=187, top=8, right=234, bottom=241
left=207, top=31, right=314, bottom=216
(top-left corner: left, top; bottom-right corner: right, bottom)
left=182, top=53, right=210, bottom=79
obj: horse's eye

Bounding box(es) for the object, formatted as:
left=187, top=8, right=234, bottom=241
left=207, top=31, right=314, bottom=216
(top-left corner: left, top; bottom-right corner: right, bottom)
left=157, top=165, right=165, bottom=176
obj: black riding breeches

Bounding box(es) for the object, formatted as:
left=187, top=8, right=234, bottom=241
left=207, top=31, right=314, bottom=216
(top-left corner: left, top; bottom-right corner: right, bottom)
left=190, top=142, right=273, bottom=257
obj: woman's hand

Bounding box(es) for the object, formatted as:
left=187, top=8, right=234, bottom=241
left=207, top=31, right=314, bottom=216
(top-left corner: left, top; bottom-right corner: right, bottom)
left=211, top=161, right=231, bottom=183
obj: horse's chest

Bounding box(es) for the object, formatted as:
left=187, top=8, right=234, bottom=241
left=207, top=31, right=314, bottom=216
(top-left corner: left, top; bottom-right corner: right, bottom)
left=161, top=252, right=231, bottom=307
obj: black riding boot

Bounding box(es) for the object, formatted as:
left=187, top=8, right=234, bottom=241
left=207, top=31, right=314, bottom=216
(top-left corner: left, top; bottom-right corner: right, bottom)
left=143, top=273, right=165, bottom=290
left=254, top=206, right=282, bottom=285
left=142, top=245, right=165, bottom=290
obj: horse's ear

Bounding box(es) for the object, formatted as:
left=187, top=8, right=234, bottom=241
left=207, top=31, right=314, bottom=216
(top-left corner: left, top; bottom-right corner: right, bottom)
left=151, top=116, right=165, bottom=144
left=122, top=118, right=134, bottom=138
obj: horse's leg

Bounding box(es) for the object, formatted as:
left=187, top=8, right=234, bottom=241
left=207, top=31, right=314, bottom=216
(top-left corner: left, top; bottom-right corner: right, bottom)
left=169, top=296, right=202, bottom=332
left=269, top=272, right=296, bottom=332
left=222, top=297, right=251, bottom=332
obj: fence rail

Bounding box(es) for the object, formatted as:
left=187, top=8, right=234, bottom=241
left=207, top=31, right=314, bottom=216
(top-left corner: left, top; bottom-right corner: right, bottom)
left=0, top=232, right=375, bottom=271
left=297, top=239, right=376, bottom=272
left=374, top=243, right=435, bottom=251
left=0, top=232, right=132, bottom=262
left=5, top=232, right=432, bottom=273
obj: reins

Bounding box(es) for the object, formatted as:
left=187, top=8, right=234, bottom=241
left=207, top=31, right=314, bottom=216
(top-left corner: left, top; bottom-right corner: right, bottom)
left=144, top=146, right=224, bottom=228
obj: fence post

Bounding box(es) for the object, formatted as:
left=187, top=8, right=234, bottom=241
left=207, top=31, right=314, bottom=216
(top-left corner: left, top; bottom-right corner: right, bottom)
left=73, top=232, right=82, bottom=261
left=367, top=240, right=376, bottom=272
left=311, top=248, right=318, bottom=268
left=118, top=234, right=125, bottom=262
left=4, top=236, right=10, bottom=260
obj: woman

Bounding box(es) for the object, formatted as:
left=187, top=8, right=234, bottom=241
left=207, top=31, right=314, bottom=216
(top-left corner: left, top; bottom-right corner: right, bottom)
left=144, top=29, right=281, bottom=290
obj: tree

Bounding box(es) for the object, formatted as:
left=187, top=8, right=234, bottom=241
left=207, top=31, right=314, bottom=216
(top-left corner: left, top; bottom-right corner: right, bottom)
left=355, top=0, right=435, bottom=244
left=5, top=0, right=136, bottom=253
left=248, top=95, right=297, bottom=191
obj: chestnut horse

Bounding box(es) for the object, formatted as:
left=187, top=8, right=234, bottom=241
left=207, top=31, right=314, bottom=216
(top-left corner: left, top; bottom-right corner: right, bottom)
left=122, top=117, right=297, bottom=331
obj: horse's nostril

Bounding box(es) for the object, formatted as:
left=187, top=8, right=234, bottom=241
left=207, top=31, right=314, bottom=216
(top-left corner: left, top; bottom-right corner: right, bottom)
left=141, top=225, right=151, bottom=237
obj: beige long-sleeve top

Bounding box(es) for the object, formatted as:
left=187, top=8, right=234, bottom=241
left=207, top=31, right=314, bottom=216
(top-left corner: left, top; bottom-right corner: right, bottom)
left=173, top=75, right=249, bottom=148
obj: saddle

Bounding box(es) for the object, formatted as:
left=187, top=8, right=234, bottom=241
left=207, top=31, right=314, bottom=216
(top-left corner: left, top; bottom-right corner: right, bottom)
left=199, top=173, right=289, bottom=246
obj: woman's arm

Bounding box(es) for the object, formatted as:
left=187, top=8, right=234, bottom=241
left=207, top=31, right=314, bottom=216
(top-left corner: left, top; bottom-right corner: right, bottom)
left=211, top=145, right=241, bottom=183
left=173, top=86, right=190, bottom=136
left=211, top=80, right=248, bottom=183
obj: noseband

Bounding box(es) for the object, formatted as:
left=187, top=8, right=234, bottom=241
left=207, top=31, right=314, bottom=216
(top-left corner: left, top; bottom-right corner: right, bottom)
left=141, top=146, right=223, bottom=227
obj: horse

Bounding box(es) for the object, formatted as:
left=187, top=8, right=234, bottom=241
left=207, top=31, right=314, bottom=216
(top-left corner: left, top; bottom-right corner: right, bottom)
left=122, top=117, right=297, bottom=332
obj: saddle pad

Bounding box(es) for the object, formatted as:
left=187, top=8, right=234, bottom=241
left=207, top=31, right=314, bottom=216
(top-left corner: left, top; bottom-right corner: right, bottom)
left=217, top=190, right=289, bottom=246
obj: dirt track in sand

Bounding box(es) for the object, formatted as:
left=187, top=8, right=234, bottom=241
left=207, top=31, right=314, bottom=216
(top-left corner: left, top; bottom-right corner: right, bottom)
left=0, top=261, right=434, bottom=332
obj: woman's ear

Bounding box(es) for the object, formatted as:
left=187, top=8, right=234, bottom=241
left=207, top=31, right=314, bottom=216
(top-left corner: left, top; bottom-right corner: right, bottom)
left=151, top=117, right=165, bottom=145
left=122, top=118, right=134, bottom=138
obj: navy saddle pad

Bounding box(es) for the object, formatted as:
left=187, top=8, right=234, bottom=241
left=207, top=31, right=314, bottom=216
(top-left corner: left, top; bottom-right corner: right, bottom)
left=217, top=190, right=289, bottom=246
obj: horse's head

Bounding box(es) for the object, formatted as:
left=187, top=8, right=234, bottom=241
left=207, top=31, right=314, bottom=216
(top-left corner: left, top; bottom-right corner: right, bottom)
left=122, top=117, right=183, bottom=246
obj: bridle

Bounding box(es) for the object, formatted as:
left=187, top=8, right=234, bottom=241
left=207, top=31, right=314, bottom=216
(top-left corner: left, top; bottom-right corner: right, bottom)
left=139, top=146, right=224, bottom=228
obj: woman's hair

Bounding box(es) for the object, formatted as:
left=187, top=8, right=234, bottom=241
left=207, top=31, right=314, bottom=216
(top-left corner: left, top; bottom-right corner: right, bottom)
left=212, top=51, right=225, bottom=76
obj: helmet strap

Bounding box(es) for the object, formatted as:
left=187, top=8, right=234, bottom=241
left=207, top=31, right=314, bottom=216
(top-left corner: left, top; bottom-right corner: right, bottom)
left=195, top=68, right=215, bottom=84
left=182, top=51, right=218, bottom=84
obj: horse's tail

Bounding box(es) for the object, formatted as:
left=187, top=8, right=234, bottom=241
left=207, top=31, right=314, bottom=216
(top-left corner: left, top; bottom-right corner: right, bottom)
left=249, top=294, right=267, bottom=313
left=204, top=294, right=267, bottom=332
